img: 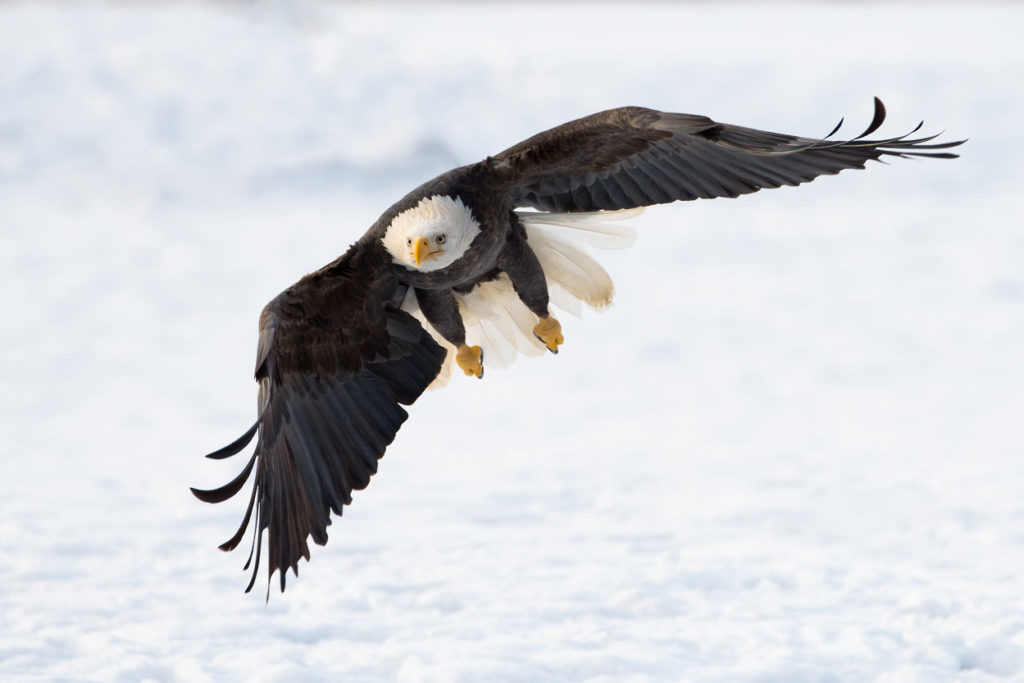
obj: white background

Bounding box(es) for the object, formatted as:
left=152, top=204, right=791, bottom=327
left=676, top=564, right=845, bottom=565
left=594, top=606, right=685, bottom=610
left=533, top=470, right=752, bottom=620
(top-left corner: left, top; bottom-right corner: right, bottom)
left=1, top=2, right=1021, bottom=681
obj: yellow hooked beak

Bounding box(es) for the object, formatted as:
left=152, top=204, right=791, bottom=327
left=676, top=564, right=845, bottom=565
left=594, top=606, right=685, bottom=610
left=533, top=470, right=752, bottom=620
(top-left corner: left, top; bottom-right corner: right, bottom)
left=412, top=237, right=443, bottom=267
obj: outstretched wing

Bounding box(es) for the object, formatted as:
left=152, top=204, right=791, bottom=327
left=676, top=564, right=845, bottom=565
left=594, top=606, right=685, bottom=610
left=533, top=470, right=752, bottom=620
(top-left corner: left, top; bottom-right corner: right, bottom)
left=489, top=98, right=964, bottom=212
left=192, top=253, right=446, bottom=594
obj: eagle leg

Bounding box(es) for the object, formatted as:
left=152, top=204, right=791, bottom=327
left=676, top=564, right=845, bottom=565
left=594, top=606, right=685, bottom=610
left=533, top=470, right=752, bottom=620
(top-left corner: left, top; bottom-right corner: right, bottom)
left=456, top=344, right=484, bottom=378
left=499, top=218, right=564, bottom=354
left=415, top=286, right=485, bottom=379
left=533, top=316, right=563, bottom=354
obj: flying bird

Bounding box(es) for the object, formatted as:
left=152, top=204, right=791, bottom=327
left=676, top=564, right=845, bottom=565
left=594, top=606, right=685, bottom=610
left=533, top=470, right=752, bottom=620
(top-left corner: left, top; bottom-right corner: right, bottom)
left=192, top=98, right=963, bottom=594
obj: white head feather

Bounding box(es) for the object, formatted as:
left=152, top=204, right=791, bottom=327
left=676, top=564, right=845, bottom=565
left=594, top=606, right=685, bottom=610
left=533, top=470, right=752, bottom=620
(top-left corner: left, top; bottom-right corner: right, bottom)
left=381, top=195, right=481, bottom=272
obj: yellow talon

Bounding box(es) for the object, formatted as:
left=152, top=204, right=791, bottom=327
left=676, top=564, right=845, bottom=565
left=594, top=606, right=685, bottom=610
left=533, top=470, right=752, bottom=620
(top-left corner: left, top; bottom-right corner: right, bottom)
left=533, top=316, right=563, bottom=354
left=456, top=344, right=484, bottom=378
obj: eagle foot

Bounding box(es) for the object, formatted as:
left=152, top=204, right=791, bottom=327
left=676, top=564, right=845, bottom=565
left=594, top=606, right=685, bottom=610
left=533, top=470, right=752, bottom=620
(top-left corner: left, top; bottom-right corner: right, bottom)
left=533, top=316, right=563, bottom=354
left=456, top=344, right=484, bottom=378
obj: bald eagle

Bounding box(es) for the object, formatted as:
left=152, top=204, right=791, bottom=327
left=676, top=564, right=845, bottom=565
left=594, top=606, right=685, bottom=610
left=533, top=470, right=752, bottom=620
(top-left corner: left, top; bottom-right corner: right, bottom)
left=192, top=99, right=963, bottom=593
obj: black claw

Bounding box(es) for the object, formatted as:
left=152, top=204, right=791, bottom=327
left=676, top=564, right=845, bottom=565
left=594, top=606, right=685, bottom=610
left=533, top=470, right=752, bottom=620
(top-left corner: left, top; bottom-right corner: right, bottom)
left=534, top=333, right=559, bottom=355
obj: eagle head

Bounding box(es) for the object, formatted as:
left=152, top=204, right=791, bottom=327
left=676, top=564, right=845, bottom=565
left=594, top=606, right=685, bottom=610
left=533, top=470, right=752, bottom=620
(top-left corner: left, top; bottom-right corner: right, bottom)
left=381, top=194, right=481, bottom=272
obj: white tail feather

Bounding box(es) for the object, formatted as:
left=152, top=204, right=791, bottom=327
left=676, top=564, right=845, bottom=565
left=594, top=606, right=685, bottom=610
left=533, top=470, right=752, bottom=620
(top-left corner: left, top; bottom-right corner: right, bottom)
left=517, top=208, right=640, bottom=249
left=462, top=278, right=547, bottom=361
left=527, top=233, right=615, bottom=313
left=402, top=208, right=642, bottom=388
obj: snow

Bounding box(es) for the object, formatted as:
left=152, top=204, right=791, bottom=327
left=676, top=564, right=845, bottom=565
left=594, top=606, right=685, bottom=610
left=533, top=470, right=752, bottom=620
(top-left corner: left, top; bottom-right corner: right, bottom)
left=1, top=1, right=1022, bottom=680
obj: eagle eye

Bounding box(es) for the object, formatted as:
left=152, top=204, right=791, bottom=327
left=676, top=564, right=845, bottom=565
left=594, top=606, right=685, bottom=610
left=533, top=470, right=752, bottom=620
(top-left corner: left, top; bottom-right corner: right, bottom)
left=436, top=234, right=446, bottom=245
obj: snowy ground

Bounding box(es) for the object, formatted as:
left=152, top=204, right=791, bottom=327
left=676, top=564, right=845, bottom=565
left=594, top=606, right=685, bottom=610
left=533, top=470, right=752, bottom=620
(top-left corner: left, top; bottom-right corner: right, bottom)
left=2, top=1, right=1022, bottom=681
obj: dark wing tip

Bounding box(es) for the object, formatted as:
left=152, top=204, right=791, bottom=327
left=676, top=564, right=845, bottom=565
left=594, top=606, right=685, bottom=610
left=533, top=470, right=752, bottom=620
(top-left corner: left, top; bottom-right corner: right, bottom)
left=191, top=449, right=258, bottom=503
left=204, top=420, right=260, bottom=460
left=862, top=96, right=887, bottom=138
left=824, top=116, right=844, bottom=140
left=189, top=486, right=218, bottom=503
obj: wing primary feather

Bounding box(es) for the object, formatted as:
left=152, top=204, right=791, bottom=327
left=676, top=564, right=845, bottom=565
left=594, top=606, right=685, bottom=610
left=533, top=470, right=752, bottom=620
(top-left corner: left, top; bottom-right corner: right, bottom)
left=899, top=150, right=961, bottom=160
left=190, top=449, right=258, bottom=503
left=860, top=97, right=887, bottom=139
left=243, top=494, right=261, bottom=571
left=244, top=526, right=264, bottom=594
left=219, top=472, right=260, bottom=551
left=837, top=121, right=925, bottom=150
left=885, top=134, right=962, bottom=150
left=824, top=117, right=845, bottom=140
left=204, top=420, right=259, bottom=459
